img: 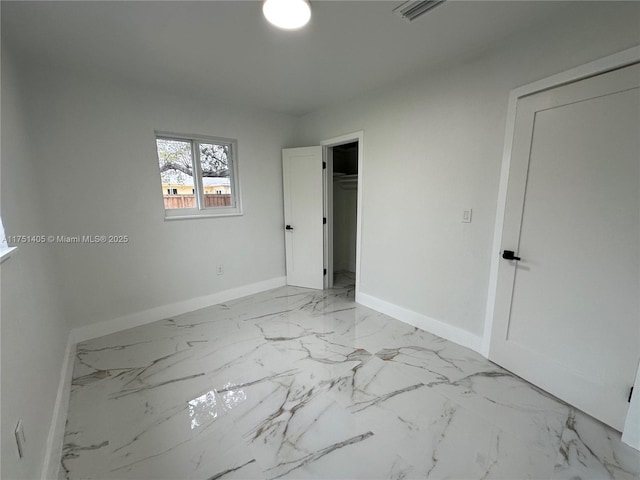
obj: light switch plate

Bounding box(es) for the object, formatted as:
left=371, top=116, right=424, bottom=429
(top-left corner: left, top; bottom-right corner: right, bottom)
left=462, top=208, right=472, bottom=223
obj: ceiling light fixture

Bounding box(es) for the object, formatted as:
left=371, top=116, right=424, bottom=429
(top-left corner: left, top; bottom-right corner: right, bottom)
left=263, top=0, right=311, bottom=30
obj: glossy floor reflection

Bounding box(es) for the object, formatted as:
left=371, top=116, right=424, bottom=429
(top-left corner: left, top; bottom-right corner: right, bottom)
left=63, top=274, right=640, bottom=479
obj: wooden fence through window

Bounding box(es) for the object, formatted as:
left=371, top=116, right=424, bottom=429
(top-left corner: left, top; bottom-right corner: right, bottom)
left=164, top=194, right=232, bottom=209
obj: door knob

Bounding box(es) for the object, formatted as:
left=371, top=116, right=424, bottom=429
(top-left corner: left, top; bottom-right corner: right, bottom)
left=502, top=250, right=521, bottom=261
left=285, top=225, right=294, bottom=231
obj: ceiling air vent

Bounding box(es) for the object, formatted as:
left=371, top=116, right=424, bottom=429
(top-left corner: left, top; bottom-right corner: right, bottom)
left=393, top=0, right=447, bottom=22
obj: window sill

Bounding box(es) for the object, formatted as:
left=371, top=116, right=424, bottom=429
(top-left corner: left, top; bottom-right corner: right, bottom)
left=164, top=211, right=244, bottom=221
left=0, top=246, right=17, bottom=263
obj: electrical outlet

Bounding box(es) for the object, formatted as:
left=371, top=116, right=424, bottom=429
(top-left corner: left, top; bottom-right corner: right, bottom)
left=15, top=420, right=25, bottom=459
left=216, top=265, right=223, bottom=275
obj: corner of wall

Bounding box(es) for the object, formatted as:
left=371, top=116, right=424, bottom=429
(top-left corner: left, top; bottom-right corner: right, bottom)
left=41, top=335, right=76, bottom=480
left=355, top=290, right=484, bottom=355
left=71, top=276, right=287, bottom=344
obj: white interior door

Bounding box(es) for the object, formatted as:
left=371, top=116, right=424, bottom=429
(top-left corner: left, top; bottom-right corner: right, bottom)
left=282, top=146, right=324, bottom=289
left=491, top=63, right=640, bottom=431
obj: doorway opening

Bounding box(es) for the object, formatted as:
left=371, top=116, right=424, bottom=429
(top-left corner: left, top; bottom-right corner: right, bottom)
left=324, top=139, right=359, bottom=290
left=281, top=132, right=362, bottom=293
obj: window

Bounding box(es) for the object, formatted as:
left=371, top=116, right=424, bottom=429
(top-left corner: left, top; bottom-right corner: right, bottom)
left=155, top=132, right=241, bottom=218
left=0, top=216, right=16, bottom=261
left=0, top=216, right=7, bottom=248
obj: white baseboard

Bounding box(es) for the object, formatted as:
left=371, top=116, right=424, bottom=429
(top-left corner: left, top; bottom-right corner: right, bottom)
left=41, top=334, right=75, bottom=480
left=356, top=291, right=484, bottom=354
left=71, top=276, right=287, bottom=344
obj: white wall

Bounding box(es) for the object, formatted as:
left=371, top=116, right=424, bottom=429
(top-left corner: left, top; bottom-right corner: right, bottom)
left=19, top=65, right=296, bottom=332
left=1, top=48, right=70, bottom=480
left=297, top=3, right=640, bottom=341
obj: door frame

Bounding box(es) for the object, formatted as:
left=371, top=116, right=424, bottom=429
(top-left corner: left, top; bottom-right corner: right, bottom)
left=483, top=45, right=640, bottom=357
left=321, top=131, right=364, bottom=294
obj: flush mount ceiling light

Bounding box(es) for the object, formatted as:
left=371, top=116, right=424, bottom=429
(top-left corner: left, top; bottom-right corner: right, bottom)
left=263, top=0, right=311, bottom=30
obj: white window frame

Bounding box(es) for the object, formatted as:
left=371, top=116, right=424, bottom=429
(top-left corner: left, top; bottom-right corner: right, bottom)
left=0, top=216, right=17, bottom=262
left=155, top=131, right=242, bottom=220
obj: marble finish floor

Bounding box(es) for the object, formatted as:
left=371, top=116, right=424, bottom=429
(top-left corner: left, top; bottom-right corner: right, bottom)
left=63, top=275, right=640, bottom=479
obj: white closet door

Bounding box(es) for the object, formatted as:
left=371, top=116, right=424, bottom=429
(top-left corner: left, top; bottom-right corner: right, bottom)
left=491, top=63, right=640, bottom=431
left=282, top=146, right=324, bottom=290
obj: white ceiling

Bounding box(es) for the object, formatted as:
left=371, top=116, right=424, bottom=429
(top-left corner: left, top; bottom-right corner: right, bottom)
left=2, top=1, right=586, bottom=116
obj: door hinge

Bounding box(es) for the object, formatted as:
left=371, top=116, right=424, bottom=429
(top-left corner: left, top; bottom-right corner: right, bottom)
left=323, top=217, right=327, bottom=225
left=324, top=268, right=327, bottom=276
left=323, top=161, right=326, bottom=169
left=629, top=386, right=634, bottom=403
